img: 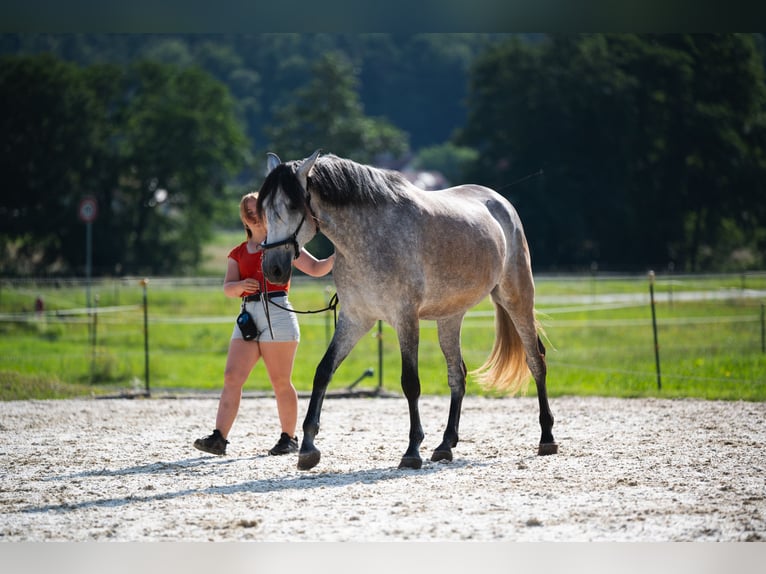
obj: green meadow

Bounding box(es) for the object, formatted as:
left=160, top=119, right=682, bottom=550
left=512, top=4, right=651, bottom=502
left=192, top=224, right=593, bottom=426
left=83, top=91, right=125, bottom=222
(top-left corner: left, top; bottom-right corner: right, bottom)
left=1, top=272, right=764, bottom=401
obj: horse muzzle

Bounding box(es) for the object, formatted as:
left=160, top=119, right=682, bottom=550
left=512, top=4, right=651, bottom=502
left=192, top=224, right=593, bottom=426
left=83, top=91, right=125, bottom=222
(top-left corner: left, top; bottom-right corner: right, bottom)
left=262, top=249, right=294, bottom=284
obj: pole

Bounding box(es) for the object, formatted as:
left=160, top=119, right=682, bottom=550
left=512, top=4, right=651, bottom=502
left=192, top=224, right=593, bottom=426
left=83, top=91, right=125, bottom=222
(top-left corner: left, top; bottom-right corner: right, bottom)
left=377, top=320, right=383, bottom=391
left=92, top=294, right=99, bottom=348
left=761, top=303, right=765, bottom=354
left=90, top=294, right=99, bottom=384
left=590, top=261, right=598, bottom=302
left=649, top=270, right=661, bottom=391
left=668, top=262, right=674, bottom=311
left=141, top=278, right=150, bottom=397
left=85, top=220, right=93, bottom=346
left=85, top=221, right=93, bottom=309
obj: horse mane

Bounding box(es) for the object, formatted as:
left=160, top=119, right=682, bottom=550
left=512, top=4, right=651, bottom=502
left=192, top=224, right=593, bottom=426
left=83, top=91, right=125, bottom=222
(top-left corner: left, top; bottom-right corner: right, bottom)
left=257, top=162, right=306, bottom=213
left=257, top=154, right=408, bottom=217
left=308, top=155, right=408, bottom=207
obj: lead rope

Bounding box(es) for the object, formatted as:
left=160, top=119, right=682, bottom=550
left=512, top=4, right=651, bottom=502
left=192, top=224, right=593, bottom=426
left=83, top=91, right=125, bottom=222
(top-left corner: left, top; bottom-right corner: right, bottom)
left=261, top=279, right=275, bottom=339
left=267, top=291, right=339, bottom=327
left=261, top=278, right=339, bottom=337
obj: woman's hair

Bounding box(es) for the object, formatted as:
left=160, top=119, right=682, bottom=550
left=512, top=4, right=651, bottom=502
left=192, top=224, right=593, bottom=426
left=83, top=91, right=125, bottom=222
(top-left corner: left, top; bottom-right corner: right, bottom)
left=239, top=192, right=259, bottom=238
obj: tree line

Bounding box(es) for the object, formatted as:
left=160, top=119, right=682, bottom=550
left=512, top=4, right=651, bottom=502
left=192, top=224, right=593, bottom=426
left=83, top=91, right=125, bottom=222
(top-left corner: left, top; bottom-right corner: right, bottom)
left=458, top=34, right=766, bottom=272
left=1, top=34, right=764, bottom=275
left=1, top=54, right=247, bottom=276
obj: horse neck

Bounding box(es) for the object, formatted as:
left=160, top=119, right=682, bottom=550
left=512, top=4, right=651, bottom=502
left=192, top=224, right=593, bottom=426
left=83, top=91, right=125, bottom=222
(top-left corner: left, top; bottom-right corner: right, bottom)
left=309, top=195, right=371, bottom=258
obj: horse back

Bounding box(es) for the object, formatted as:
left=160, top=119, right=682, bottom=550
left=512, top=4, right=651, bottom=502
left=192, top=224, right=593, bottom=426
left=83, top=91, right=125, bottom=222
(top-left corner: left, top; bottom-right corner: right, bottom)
left=404, top=184, right=527, bottom=318
left=423, top=184, right=525, bottom=249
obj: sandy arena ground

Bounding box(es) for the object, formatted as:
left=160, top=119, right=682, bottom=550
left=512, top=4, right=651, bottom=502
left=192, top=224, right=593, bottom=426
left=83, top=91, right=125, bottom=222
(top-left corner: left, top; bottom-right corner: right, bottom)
left=1, top=394, right=764, bottom=542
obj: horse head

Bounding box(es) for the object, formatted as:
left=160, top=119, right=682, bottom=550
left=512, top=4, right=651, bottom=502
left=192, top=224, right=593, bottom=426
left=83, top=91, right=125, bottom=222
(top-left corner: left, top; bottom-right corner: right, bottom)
left=258, top=150, right=321, bottom=284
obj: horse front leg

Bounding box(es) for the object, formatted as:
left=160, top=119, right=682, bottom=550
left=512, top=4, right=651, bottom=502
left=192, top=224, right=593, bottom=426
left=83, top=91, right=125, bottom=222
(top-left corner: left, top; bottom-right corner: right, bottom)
left=297, top=348, right=334, bottom=471
left=431, top=315, right=466, bottom=463
left=298, top=317, right=372, bottom=471
left=397, top=322, right=424, bottom=469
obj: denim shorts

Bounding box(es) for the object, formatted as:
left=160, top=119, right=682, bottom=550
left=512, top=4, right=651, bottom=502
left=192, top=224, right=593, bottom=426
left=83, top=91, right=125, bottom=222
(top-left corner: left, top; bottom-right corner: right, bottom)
left=231, top=296, right=300, bottom=342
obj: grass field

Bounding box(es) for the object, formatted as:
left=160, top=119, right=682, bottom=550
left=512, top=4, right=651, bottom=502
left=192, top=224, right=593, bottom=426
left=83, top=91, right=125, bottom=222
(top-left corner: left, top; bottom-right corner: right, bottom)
left=1, top=272, right=765, bottom=401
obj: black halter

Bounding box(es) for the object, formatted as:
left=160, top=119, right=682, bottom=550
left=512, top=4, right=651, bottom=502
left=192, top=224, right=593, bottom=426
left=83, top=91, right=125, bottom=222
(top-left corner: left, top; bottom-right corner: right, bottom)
left=259, top=193, right=319, bottom=260
left=260, top=214, right=305, bottom=260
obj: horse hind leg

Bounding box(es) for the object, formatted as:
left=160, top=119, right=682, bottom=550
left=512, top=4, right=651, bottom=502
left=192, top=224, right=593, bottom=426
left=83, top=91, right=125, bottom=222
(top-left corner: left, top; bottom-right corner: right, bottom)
left=497, top=286, right=558, bottom=456
left=431, top=314, right=466, bottom=463
left=531, top=335, right=558, bottom=455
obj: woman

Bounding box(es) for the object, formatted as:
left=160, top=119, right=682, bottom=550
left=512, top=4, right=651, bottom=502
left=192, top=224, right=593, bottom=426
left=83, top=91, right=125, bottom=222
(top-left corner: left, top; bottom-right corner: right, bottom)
left=194, top=191, right=334, bottom=456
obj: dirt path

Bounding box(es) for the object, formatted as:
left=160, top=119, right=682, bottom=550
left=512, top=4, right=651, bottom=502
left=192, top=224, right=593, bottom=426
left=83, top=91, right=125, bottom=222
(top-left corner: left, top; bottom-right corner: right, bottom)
left=1, top=395, right=764, bottom=541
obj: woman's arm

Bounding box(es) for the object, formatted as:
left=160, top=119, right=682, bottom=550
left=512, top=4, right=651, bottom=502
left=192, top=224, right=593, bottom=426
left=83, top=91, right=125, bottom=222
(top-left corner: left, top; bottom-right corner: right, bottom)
left=222, top=257, right=260, bottom=297
left=294, top=248, right=335, bottom=277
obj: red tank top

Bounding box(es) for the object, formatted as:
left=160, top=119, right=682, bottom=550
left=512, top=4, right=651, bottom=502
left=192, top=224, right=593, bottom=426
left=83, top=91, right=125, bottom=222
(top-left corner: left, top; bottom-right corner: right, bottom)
left=228, top=241, right=290, bottom=296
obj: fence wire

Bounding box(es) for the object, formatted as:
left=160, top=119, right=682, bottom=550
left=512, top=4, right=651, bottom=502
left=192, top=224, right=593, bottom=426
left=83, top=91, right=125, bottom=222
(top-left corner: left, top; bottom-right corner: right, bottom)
left=1, top=273, right=764, bottom=396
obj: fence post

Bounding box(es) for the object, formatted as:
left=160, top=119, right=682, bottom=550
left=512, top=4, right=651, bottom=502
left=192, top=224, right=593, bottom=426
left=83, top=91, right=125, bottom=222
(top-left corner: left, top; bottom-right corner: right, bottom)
left=377, top=320, right=384, bottom=391
left=649, top=270, right=661, bottom=391
left=761, top=302, right=765, bottom=354
left=141, top=278, right=150, bottom=397
left=668, top=262, right=674, bottom=310
left=90, top=294, right=99, bottom=384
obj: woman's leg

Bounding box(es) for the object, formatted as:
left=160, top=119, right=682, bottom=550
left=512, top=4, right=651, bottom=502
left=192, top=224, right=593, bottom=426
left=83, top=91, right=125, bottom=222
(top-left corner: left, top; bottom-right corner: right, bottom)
left=215, top=338, right=260, bottom=438
left=259, top=341, right=300, bottom=436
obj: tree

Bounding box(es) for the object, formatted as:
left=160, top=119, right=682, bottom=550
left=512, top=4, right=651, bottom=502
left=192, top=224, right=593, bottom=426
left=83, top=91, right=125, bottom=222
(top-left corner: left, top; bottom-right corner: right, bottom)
left=101, top=60, right=250, bottom=275
left=411, top=142, right=478, bottom=185
left=0, top=33, right=514, bottom=155
left=0, top=54, right=110, bottom=274
left=265, top=51, right=409, bottom=164
left=0, top=54, right=250, bottom=276
left=458, top=34, right=766, bottom=271
left=355, top=34, right=507, bottom=149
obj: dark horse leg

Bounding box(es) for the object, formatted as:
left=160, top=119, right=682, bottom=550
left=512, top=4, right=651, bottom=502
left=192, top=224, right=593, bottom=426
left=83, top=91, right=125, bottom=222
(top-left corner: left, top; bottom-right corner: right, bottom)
left=532, top=336, right=558, bottom=455
left=397, top=318, right=425, bottom=469
left=298, top=317, right=373, bottom=471
left=297, top=352, right=332, bottom=471
left=504, top=286, right=558, bottom=455
left=508, top=264, right=559, bottom=455
left=431, top=314, right=466, bottom=462
left=512, top=307, right=557, bottom=454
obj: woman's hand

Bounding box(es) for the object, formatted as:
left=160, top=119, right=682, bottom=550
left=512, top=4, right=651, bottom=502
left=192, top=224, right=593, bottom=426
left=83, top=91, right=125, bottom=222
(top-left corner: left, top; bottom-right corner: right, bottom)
left=240, top=278, right=260, bottom=293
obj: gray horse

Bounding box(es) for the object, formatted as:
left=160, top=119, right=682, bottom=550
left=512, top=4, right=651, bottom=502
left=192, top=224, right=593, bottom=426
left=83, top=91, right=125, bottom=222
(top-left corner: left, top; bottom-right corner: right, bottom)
left=257, top=150, right=557, bottom=470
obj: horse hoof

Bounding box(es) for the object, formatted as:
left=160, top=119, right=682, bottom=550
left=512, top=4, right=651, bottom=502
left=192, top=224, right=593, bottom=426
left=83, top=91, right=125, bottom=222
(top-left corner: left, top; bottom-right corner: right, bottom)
left=430, top=449, right=453, bottom=463
left=297, top=449, right=321, bottom=470
left=538, top=442, right=559, bottom=456
left=398, top=456, right=423, bottom=470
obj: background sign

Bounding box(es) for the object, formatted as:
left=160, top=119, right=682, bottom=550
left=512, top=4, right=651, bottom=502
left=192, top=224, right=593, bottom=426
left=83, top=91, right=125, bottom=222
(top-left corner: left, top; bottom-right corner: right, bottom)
left=78, top=197, right=98, bottom=223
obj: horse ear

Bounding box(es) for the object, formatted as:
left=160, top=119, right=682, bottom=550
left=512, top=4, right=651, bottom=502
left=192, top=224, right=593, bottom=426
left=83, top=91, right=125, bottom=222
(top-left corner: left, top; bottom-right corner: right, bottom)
left=266, top=152, right=281, bottom=175
left=296, top=149, right=321, bottom=189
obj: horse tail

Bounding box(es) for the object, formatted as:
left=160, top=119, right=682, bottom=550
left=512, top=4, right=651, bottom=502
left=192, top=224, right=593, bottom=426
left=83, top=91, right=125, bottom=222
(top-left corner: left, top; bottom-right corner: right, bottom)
left=470, top=299, right=532, bottom=395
